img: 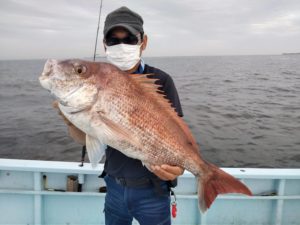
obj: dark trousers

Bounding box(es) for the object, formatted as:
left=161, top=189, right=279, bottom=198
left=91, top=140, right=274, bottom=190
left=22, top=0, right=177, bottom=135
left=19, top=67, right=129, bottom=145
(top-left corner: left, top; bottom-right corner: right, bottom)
left=103, top=175, right=171, bottom=225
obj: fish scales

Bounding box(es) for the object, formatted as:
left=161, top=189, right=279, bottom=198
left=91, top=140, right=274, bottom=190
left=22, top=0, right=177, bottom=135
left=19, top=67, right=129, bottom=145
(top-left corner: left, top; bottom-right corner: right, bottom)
left=102, top=84, right=182, bottom=164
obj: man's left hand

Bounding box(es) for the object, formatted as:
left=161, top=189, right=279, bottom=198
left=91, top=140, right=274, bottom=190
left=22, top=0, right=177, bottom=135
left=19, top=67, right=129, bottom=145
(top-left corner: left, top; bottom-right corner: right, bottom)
left=150, top=164, right=184, bottom=181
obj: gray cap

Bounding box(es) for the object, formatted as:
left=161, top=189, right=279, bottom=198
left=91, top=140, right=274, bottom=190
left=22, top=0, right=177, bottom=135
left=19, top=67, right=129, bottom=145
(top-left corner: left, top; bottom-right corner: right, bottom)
left=103, top=6, right=144, bottom=38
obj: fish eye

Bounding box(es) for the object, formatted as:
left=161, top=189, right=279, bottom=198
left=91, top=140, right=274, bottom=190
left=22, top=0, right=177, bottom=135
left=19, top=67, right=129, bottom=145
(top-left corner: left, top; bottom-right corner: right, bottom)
left=75, top=65, right=87, bottom=75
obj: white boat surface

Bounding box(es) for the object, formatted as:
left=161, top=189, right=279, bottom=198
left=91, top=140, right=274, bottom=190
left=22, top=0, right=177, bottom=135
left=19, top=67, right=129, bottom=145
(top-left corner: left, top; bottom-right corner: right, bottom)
left=0, top=158, right=299, bottom=225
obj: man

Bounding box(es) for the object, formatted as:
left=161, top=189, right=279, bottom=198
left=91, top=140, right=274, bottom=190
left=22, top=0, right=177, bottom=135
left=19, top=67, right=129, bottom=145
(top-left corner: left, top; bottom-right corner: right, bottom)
left=56, top=6, right=184, bottom=225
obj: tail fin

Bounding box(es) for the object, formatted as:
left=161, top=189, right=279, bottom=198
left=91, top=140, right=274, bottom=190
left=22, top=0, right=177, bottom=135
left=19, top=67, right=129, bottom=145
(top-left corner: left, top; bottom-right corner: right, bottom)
left=197, top=163, right=252, bottom=212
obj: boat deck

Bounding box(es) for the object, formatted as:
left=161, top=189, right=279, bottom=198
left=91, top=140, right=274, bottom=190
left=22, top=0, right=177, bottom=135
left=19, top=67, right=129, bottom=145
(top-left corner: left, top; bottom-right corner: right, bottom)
left=0, top=158, right=299, bottom=225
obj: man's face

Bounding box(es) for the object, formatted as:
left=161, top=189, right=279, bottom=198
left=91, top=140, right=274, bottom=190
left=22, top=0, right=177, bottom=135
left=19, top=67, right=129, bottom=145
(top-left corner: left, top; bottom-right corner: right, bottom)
left=104, top=27, right=147, bottom=56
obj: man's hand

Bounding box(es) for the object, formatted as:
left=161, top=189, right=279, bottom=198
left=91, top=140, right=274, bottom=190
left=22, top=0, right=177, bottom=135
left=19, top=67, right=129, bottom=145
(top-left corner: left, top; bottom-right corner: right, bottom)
left=52, top=101, right=86, bottom=145
left=150, top=164, right=184, bottom=181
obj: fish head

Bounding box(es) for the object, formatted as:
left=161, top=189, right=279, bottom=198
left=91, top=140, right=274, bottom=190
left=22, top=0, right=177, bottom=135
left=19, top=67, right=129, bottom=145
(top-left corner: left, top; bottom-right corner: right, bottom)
left=39, top=59, right=112, bottom=113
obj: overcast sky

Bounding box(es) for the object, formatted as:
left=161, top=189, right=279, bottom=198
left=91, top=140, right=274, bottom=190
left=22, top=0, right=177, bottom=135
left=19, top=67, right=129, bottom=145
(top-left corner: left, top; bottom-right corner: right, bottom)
left=0, top=0, right=300, bottom=60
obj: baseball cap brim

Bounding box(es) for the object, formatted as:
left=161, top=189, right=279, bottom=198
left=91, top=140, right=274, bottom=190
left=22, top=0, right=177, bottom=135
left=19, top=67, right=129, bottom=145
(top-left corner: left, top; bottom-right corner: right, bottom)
left=104, top=23, right=139, bottom=38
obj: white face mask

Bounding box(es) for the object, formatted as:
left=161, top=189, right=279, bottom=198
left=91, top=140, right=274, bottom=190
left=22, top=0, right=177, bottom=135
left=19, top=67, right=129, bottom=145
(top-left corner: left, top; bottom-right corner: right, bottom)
left=105, top=43, right=142, bottom=71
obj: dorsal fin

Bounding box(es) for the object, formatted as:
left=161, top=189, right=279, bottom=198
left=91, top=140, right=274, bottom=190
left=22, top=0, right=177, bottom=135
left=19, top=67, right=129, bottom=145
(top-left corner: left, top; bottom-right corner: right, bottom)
left=129, top=73, right=199, bottom=152
left=130, top=73, right=174, bottom=108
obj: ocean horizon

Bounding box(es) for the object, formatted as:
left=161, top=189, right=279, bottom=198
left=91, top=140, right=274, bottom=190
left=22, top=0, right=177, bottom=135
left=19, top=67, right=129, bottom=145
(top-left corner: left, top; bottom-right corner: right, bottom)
left=0, top=55, right=299, bottom=168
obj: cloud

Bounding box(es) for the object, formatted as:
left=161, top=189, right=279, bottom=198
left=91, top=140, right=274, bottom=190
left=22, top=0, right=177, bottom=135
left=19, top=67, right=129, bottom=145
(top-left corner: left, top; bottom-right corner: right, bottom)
left=251, top=13, right=300, bottom=34
left=0, top=0, right=300, bottom=59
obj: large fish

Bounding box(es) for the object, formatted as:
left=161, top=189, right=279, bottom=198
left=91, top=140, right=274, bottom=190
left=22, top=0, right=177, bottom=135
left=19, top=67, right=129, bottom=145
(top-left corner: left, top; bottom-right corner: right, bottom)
left=39, top=59, right=252, bottom=212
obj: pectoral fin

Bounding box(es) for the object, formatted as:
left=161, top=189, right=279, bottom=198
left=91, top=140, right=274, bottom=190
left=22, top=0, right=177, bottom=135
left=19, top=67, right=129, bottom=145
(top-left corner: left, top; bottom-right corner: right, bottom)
left=86, top=135, right=107, bottom=168
left=96, top=114, right=141, bottom=149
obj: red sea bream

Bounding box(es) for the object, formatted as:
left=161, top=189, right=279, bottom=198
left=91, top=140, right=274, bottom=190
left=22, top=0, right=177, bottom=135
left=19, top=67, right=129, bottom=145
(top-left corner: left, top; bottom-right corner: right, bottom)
left=39, top=59, right=252, bottom=212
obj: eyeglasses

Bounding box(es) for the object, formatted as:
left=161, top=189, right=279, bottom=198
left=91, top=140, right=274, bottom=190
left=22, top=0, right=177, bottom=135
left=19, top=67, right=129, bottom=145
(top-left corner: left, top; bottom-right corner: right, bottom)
left=105, top=34, right=141, bottom=46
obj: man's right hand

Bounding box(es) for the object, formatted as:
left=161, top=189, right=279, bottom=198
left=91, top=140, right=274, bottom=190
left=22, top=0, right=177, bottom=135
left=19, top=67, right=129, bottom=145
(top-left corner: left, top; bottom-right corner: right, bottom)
left=52, top=101, right=86, bottom=145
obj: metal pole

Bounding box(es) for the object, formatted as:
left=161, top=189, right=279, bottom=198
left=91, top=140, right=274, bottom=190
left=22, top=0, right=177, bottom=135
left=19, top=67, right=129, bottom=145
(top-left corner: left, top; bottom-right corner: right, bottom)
left=34, top=172, right=42, bottom=224
left=93, top=0, right=103, bottom=61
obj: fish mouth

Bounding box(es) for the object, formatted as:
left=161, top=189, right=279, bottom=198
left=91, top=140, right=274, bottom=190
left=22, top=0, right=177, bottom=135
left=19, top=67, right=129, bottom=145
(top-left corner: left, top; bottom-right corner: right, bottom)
left=59, top=104, right=90, bottom=114
left=41, top=68, right=52, bottom=77
left=58, top=86, right=99, bottom=114
left=42, top=59, right=57, bottom=76
left=60, top=84, right=83, bottom=101
left=39, top=75, right=52, bottom=91
left=58, top=97, right=96, bottom=114
left=39, top=59, right=60, bottom=91
left=57, top=84, right=85, bottom=107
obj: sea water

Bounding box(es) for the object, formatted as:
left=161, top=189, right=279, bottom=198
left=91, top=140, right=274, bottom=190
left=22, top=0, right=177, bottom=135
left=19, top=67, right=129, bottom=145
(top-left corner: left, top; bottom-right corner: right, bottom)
left=0, top=55, right=299, bottom=168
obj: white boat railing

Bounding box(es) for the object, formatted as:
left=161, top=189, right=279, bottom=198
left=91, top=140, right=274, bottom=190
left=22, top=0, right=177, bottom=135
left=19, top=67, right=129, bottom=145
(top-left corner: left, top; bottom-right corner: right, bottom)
left=0, top=158, right=299, bottom=225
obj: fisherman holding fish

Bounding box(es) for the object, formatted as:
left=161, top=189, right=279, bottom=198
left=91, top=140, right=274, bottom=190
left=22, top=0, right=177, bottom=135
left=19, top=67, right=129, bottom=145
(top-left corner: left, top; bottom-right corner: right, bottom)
left=56, top=6, right=184, bottom=225
left=44, top=6, right=251, bottom=225
left=101, top=7, right=186, bottom=225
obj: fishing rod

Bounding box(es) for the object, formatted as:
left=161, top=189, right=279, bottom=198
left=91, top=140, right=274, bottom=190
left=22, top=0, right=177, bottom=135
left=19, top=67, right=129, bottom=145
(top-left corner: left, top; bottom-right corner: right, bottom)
left=93, top=0, right=104, bottom=61
left=80, top=0, right=104, bottom=167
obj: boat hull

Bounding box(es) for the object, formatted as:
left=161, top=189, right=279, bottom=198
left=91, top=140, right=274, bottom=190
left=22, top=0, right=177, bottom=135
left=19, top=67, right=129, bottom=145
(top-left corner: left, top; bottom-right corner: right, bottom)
left=0, top=158, right=299, bottom=225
